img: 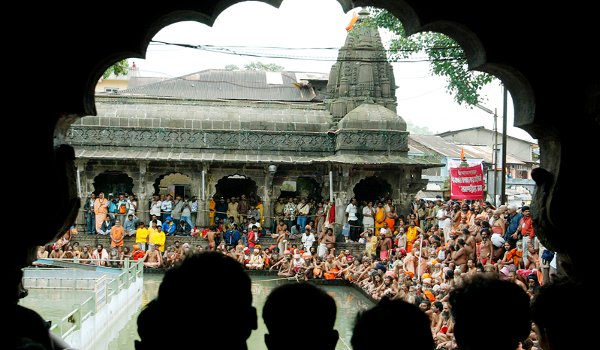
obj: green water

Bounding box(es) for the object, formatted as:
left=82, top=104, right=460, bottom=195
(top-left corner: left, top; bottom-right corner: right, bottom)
left=22, top=274, right=373, bottom=350
left=19, top=289, right=95, bottom=327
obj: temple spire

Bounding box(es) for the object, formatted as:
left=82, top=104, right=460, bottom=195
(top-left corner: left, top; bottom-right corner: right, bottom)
left=325, top=8, right=397, bottom=123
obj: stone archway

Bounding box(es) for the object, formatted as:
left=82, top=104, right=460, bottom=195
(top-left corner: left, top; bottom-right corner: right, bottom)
left=214, top=174, right=258, bottom=201
left=15, top=0, right=598, bottom=295
left=93, top=171, right=134, bottom=196
left=353, top=176, right=392, bottom=204
left=154, top=172, right=193, bottom=198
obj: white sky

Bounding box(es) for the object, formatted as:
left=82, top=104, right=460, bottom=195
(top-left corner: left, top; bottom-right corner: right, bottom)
left=132, top=0, right=535, bottom=142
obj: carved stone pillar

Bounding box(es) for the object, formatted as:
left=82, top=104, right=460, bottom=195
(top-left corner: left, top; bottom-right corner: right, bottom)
left=204, top=171, right=218, bottom=227
left=263, top=166, right=275, bottom=230
left=197, top=164, right=208, bottom=227
left=334, top=191, right=348, bottom=234
left=137, top=161, right=149, bottom=224
left=75, top=159, right=87, bottom=227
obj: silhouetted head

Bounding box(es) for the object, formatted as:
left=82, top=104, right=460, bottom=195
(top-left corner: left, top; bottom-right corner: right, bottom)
left=531, top=279, right=589, bottom=350
left=351, top=297, right=433, bottom=350
left=136, top=252, right=256, bottom=350
left=263, top=283, right=338, bottom=350
left=449, top=275, right=530, bottom=350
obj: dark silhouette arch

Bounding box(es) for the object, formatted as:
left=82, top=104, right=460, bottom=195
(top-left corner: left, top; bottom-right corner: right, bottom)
left=214, top=174, right=258, bottom=201
left=353, top=176, right=392, bottom=204
left=11, top=0, right=598, bottom=310
left=93, top=171, right=134, bottom=196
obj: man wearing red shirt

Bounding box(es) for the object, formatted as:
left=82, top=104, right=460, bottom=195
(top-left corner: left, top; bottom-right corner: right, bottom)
left=131, top=244, right=146, bottom=261
left=515, top=206, right=534, bottom=264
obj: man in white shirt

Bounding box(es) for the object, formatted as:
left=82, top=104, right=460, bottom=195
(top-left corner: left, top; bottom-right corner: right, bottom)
left=345, top=198, right=359, bottom=242
left=296, top=199, right=310, bottom=234
left=301, top=227, right=316, bottom=252
left=148, top=214, right=162, bottom=228
left=436, top=203, right=451, bottom=242
left=149, top=194, right=162, bottom=218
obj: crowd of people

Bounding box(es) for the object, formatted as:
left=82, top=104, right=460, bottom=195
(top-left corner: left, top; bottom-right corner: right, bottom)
left=29, top=191, right=581, bottom=350
left=84, top=192, right=202, bottom=236
left=131, top=252, right=581, bottom=350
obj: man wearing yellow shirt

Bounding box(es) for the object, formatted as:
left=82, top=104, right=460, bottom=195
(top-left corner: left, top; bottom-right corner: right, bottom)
left=135, top=222, right=150, bottom=251
left=149, top=226, right=166, bottom=252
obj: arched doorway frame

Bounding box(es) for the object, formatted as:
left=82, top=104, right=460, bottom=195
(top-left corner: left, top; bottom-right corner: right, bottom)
left=214, top=174, right=259, bottom=202
left=153, top=172, right=194, bottom=198
left=92, top=170, right=135, bottom=197
left=353, top=175, right=392, bottom=204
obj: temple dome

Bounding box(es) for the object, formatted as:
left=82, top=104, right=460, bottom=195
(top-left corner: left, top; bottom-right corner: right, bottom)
left=338, top=102, right=407, bottom=131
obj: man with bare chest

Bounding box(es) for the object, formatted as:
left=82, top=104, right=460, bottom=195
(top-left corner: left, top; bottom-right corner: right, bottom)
left=478, top=230, right=493, bottom=265
left=379, top=232, right=393, bottom=261
left=452, top=239, right=469, bottom=272
left=322, top=228, right=336, bottom=251
left=143, top=244, right=163, bottom=268
left=206, top=228, right=216, bottom=251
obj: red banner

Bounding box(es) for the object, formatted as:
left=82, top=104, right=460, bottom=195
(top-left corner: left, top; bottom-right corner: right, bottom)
left=450, top=165, right=484, bottom=200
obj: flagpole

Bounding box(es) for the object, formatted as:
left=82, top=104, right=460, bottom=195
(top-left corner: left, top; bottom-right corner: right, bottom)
left=417, top=233, right=424, bottom=281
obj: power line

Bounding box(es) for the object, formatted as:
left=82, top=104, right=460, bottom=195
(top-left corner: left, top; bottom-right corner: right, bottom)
left=150, top=40, right=461, bottom=52
left=149, top=40, right=465, bottom=63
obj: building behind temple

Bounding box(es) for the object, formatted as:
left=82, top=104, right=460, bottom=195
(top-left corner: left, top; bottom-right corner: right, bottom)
left=67, top=10, right=440, bottom=228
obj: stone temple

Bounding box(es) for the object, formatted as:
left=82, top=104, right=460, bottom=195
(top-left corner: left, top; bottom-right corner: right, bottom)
left=67, top=10, right=439, bottom=228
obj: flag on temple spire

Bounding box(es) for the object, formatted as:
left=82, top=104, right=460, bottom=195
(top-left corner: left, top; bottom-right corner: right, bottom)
left=346, top=11, right=358, bottom=31
left=460, top=147, right=465, bottom=160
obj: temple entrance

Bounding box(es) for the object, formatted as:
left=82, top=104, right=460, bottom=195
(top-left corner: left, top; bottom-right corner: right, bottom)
left=93, top=171, right=134, bottom=196
left=353, top=176, right=392, bottom=204
left=214, top=175, right=258, bottom=202
left=154, top=173, right=193, bottom=198
left=279, top=176, right=322, bottom=201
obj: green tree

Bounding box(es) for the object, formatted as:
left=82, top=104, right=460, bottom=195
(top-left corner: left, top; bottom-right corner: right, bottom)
left=406, top=120, right=434, bottom=135
left=224, top=64, right=240, bottom=70
left=102, top=59, right=129, bottom=79
left=365, top=8, right=493, bottom=106
left=243, top=61, right=285, bottom=72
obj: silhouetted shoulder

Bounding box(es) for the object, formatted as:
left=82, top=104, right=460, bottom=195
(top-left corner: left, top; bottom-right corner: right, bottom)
left=351, top=297, right=433, bottom=350
left=450, top=275, right=530, bottom=350
left=531, top=279, right=589, bottom=350
left=137, top=252, right=257, bottom=350
left=263, top=282, right=338, bottom=350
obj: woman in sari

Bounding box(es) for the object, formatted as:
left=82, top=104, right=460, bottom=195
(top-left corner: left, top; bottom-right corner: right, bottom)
left=93, top=192, right=109, bottom=232
left=374, top=202, right=386, bottom=234
left=385, top=205, right=398, bottom=233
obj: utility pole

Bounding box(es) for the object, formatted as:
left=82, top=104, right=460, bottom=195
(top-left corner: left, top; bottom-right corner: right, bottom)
left=476, top=103, right=499, bottom=206
left=500, top=85, right=508, bottom=205
left=493, top=109, right=499, bottom=206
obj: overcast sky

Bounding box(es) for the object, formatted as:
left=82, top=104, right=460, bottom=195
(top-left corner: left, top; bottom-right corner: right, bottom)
left=132, top=0, right=535, bottom=142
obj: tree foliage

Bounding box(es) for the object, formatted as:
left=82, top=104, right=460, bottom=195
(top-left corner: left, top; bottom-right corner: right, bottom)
left=406, top=120, right=435, bottom=135
left=102, top=59, right=129, bottom=79
left=243, top=61, right=285, bottom=72
left=365, top=8, right=493, bottom=106
left=224, top=64, right=240, bottom=70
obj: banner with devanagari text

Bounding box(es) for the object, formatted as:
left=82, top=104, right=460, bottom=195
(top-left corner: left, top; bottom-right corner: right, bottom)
left=450, top=165, right=484, bottom=200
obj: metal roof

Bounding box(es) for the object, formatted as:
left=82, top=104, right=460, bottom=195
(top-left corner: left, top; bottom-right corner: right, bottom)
left=408, top=135, right=525, bottom=164
left=118, top=69, right=319, bottom=102
left=437, top=126, right=537, bottom=145
left=75, top=148, right=440, bottom=167
left=458, top=144, right=524, bottom=165
left=409, top=134, right=462, bottom=158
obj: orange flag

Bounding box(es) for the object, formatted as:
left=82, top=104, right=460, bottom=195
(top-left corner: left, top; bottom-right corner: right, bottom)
left=346, top=12, right=358, bottom=31
left=460, top=147, right=465, bottom=160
